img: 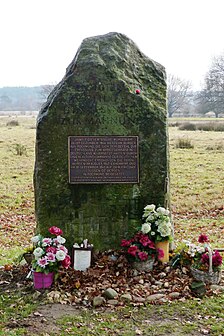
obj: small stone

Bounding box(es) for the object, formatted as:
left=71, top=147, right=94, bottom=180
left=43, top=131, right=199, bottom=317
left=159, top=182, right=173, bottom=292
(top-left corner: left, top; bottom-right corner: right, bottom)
left=133, top=295, right=145, bottom=303
left=164, top=282, right=169, bottom=288
left=139, top=279, right=144, bottom=284
left=147, top=294, right=165, bottom=302
left=210, top=285, right=224, bottom=292
left=120, top=293, right=132, bottom=302
left=154, top=281, right=163, bottom=287
left=93, top=296, right=105, bottom=307
left=103, top=288, right=118, bottom=299
left=159, top=272, right=166, bottom=279
left=133, top=270, right=139, bottom=276
left=169, top=292, right=181, bottom=299
left=165, top=266, right=171, bottom=273
left=107, top=299, right=119, bottom=305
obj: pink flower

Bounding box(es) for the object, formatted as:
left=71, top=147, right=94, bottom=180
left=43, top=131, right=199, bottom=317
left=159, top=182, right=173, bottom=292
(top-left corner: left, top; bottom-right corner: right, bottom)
left=138, top=251, right=148, bottom=261
left=201, top=253, right=209, bottom=265
left=37, top=257, right=49, bottom=268
left=127, top=245, right=139, bottom=257
left=121, top=239, right=132, bottom=247
left=139, top=235, right=151, bottom=247
left=49, top=226, right=63, bottom=236
left=46, top=246, right=57, bottom=254
left=57, top=245, right=68, bottom=254
left=212, top=250, right=222, bottom=267
left=42, top=238, right=52, bottom=246
left=46, top=252, right=56, bottom=262
left=198, top=234, right=209, bottom=243
left=157, top=248, right=165, bottom=260
left=61, top=255, right=71, bottom=269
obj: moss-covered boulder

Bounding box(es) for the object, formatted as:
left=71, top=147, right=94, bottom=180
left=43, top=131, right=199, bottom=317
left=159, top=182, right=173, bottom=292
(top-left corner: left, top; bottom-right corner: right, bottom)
left=34, top=32, right=169, bottom=250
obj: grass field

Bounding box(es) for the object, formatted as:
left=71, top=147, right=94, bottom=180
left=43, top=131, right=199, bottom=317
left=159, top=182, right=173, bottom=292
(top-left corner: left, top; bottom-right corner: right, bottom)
left=0, top=116, right=224, bottom=335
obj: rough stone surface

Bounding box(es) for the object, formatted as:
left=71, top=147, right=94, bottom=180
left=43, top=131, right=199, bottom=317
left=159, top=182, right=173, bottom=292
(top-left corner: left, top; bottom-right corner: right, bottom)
left=103, top=288, right=118, bottom=299
left=120, top=293, right=132, bottom=302
left=147, top=293, right=165, bottom=302
left=92, top=296, right=105, bottom=307
left=34, top=32, right=168, bottom=250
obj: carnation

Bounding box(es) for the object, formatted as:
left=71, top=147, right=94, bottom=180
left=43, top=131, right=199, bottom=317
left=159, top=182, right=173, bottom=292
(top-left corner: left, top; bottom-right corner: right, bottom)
left=55, top=235, right=66, bottom=244
left=37, top=256, right=49, bottom=268
left=49, top=226, right=63, bottom=236
left=42, top=238, right=52, bottom=246
left=31, top=235, right=41, bottom=244
left=31, top=226, right=70, bottom=274
left=198, top=234, right=209, bottom=243
left=56, top=250, right=66, bottom=261
left=33, top=247, right=44, bottom=258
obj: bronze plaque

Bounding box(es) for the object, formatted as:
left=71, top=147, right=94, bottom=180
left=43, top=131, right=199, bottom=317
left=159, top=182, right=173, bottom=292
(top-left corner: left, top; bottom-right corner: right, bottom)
left=68, top=136, right=139, bottom=184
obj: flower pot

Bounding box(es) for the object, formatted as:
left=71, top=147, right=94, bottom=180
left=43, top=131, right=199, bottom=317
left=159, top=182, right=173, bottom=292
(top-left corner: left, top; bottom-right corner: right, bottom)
left=33, top=272, right=54, bottom=289
left=155, top=240, right=169, bottom=263
left=132, top=259, right=154, bottom=272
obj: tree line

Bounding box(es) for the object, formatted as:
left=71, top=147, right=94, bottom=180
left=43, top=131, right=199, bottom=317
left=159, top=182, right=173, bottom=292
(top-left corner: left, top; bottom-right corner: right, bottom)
left=1, top=52, right=224, bottom=117
left=168, top=51, right=224, bottom=118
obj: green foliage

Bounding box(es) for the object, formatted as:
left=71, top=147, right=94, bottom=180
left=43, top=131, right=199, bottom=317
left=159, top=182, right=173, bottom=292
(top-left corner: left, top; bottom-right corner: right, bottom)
left=178, top=122, right=197, bottom=131
left=175, top=137, right=194, bottom=149
left=11, top=143, right=27, bottom=156
left=6, top=119, right=19, bottom=127
left=178, top=121, right=224, bottom=132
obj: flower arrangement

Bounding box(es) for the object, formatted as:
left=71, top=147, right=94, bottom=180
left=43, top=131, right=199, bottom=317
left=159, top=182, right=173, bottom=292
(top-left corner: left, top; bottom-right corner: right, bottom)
left=141, top=204, right=172, bottom=242
left=180, top=234, right=223, bottom=273
left=121, top=231, right=164, bottom=263
left=31, top=226, right=71, bottom=274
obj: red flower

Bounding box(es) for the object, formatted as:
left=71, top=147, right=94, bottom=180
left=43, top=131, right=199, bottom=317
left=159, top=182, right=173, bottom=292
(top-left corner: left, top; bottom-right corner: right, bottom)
left=139, top=235, right=151, bottom=247
left=49, top=226, right=63, bottom=236
left=135, top=89, right=141, bottom=94
left=198, top=234, right=209, bottom=243
left=212, top=250, right=222, bottom=267
left=121, top=239, right=132, bottom=247
left=127, top=245, right=139, bottom=257
left=157, top=248, right=164, bottom=260
left=61, top=255, right=71, bottom=269
left=138, top=251, right=148, bottom=261
left=201, top=252, right=209, bottom=265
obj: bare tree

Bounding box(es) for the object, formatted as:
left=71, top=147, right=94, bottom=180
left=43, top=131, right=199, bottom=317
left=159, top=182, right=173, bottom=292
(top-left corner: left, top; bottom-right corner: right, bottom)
left=200, top=53, right=224, bottom=117
left=40, top=83, right=56, bottom=100
left=167, top=75, right=192, bottom=117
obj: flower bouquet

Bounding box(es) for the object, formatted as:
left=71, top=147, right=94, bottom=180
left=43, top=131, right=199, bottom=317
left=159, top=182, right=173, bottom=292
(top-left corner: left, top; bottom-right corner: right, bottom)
left=178, top=234, right=223, bottom=284
left=31, top=226, right=71, bottom=288
left=121, top=232, right=164, bottom=271
left=141, top=204, right=172, bottom=262
left=142, top=204, right=172, bottom=242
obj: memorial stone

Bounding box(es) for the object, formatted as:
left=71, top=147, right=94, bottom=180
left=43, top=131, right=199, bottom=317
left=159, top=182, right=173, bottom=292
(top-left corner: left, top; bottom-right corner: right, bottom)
left=34, top=32, right=169, bottom=250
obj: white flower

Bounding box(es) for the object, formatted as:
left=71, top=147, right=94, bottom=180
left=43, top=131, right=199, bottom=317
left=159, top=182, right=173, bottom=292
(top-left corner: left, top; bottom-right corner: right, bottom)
left=156, top=207, right=170, bottom=216
left=141, top=223, right=151, bottom=234
left=31, top=235, right=41, bottom=244
left=144, top=204, right=156, bottom=212
left=33, top=247, right=44, bottom=259
left=157, top=222, right=172, bottom=237
left=56, top=250, right=66, bottom=261
left=145, top=214, right=155, bottom=222
left=55, top=236, right=66, bottom=244
left=151, top=231, right=155, bottom=236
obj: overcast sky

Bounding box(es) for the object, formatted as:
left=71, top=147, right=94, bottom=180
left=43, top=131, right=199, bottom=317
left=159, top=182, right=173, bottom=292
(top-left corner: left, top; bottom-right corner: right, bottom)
left=0, top=0, right=224, bottom=89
